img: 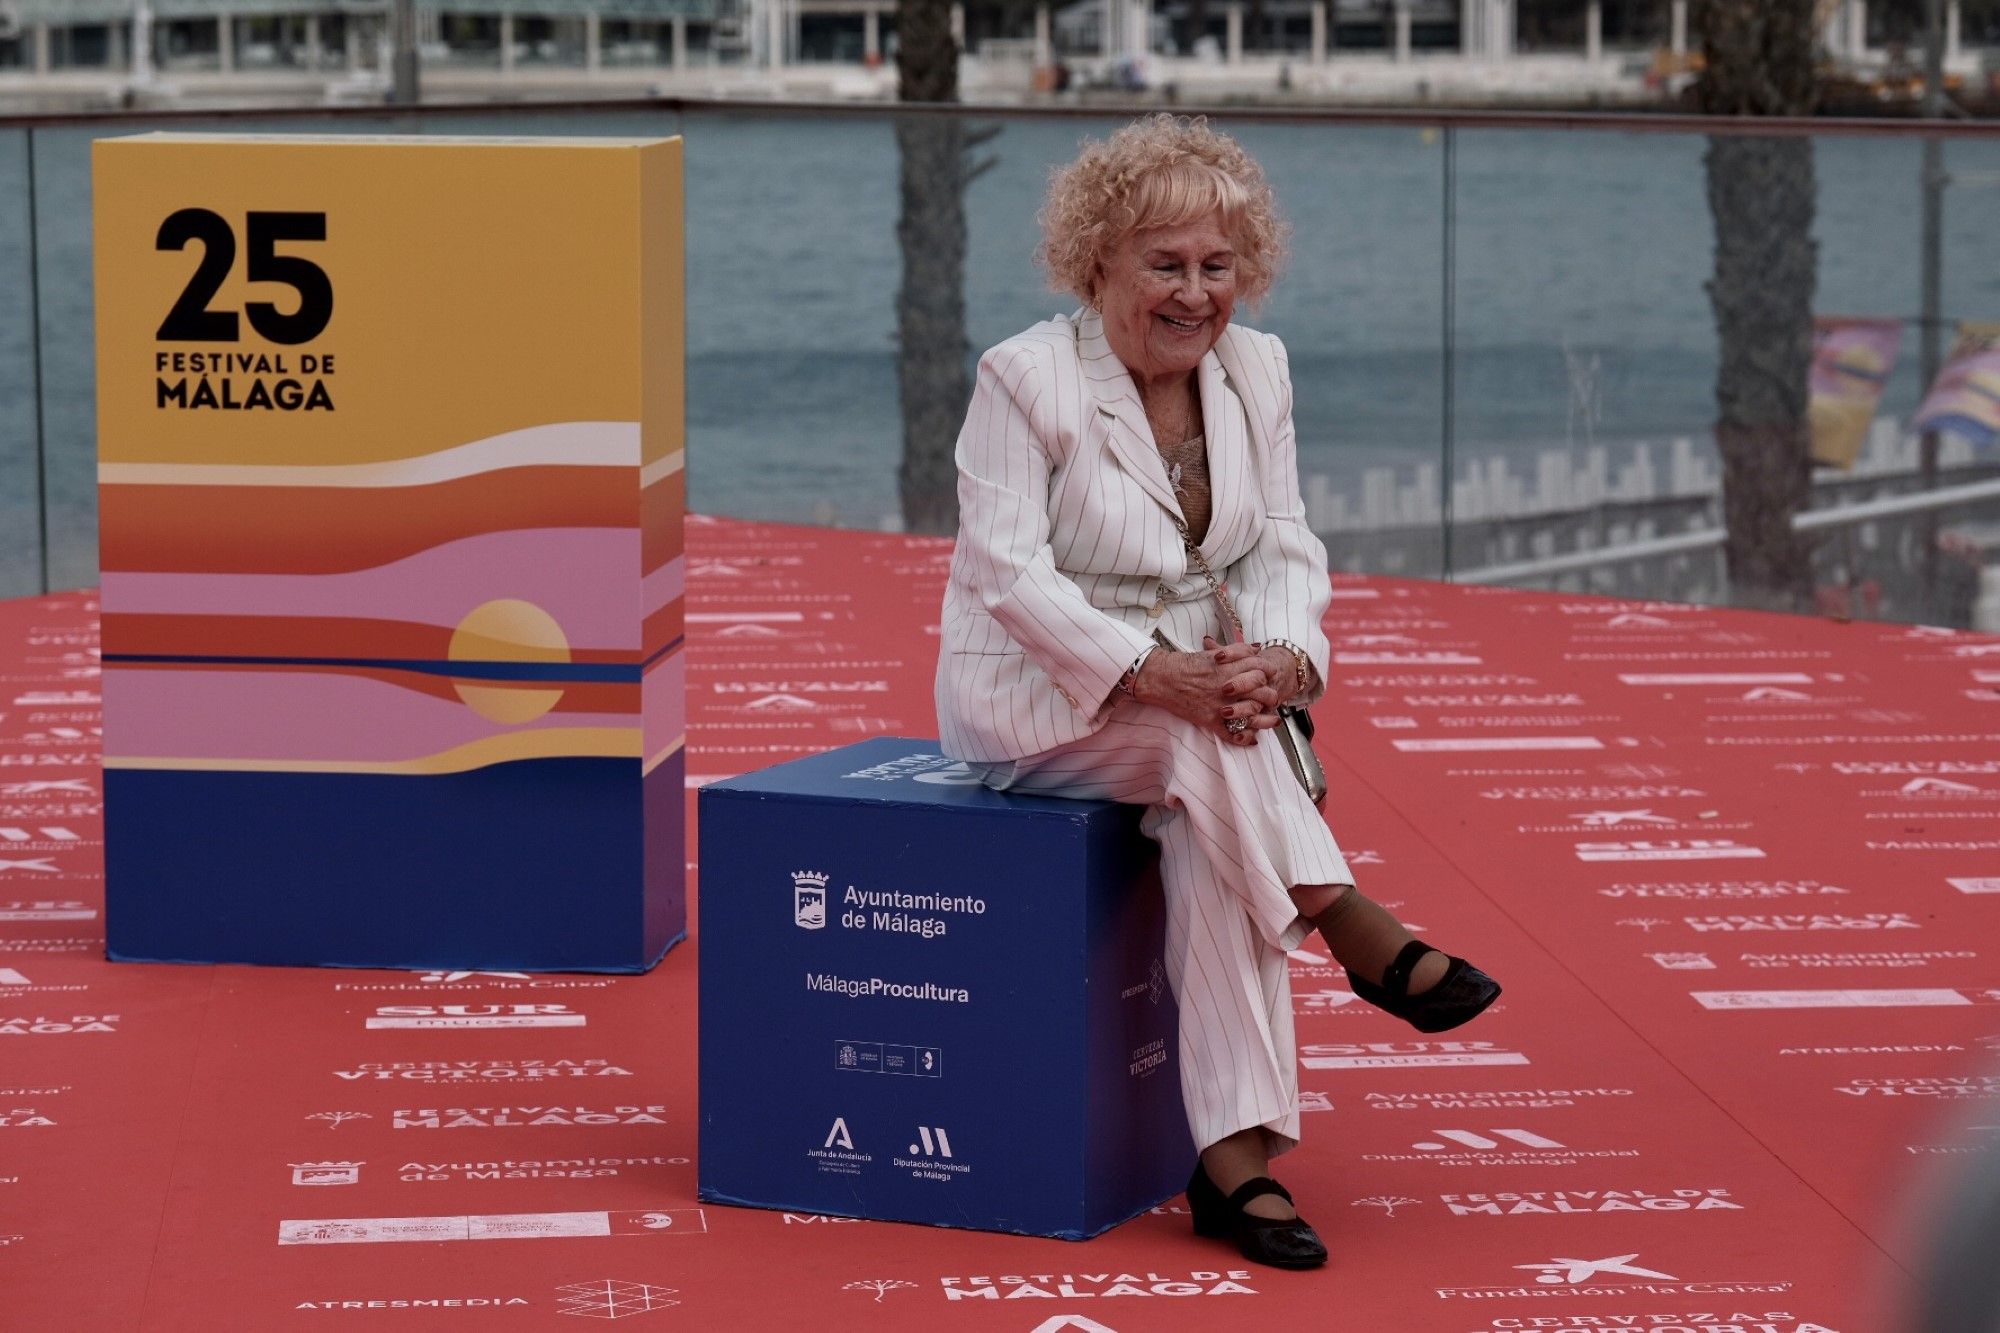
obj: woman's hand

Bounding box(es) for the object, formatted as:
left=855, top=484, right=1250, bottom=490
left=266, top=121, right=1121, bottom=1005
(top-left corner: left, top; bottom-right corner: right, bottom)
left=1131, top=636, right=1282, bottom=746
left=1252, top=645, right=1305, bottom=709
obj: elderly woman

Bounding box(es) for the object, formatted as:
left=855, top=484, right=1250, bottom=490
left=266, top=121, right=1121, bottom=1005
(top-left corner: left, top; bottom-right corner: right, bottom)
left=934, top=115, right=1501, bottom=1270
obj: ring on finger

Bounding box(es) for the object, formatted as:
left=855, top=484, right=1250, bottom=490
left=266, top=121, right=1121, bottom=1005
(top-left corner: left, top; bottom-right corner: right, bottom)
left=1225, top=718, right=1248, bottom=735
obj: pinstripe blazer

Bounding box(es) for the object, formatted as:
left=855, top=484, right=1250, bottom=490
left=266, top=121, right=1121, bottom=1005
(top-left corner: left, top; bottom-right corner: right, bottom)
left=936, top=308, right=1334, bottom=763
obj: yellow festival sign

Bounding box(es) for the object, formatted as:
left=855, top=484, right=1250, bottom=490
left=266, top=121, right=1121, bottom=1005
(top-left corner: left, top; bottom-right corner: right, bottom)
left=93, top=133, right=688, bottom=971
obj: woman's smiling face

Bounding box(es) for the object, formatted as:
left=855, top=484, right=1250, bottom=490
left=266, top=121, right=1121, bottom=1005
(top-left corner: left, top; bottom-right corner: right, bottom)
left=1097, top=211, right=1239, bottom=388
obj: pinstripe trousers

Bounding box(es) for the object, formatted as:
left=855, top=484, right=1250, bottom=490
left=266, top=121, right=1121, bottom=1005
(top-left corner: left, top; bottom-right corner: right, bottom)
left=970, top=633, right=1353, bottom=1157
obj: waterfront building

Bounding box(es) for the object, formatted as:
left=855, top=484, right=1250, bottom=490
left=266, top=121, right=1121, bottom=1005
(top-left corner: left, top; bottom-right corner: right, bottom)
left=3, top=0, right=1995, bottom=109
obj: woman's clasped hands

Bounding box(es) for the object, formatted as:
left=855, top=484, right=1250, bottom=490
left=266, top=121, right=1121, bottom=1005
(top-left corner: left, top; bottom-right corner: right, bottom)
left=1128, top=635, right=1302, bottom=746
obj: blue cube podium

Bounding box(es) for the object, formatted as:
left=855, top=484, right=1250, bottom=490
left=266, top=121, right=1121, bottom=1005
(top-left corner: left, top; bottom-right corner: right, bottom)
left=697, top=736, right=1190, bottom=1239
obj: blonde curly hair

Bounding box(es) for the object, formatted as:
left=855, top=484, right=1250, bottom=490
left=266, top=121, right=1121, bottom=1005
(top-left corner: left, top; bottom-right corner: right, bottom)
left=1039, top=113, right=1287, bottom=310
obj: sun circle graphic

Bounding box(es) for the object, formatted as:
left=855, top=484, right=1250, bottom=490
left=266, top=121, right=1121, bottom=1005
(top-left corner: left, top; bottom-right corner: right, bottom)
left=448, top=599, right=570, bottom=725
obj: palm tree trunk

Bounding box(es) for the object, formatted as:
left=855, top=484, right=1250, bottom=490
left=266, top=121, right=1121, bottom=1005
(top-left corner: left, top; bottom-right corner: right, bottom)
left=1692, top=0, right=1820, bottom=611
left=895, top=0, right=969, bottom=534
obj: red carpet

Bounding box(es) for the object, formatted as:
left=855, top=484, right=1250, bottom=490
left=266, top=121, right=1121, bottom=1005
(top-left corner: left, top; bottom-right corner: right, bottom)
left=7, top=515, right=1993, bottom=1330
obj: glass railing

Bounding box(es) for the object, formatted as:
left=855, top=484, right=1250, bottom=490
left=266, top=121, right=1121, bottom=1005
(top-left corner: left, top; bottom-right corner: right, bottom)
left=4, top=98, right=1999, bottom=628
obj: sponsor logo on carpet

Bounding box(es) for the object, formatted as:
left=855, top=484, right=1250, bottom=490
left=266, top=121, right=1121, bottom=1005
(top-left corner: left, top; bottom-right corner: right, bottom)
left=1353, top=1194, right=1422, bottom=1217
left=0, top=828, right=87, bottom=849
left=398, top=1155, right=686, bottom=1182
left=0, top=936, right=97, bottom=953
left=1297, top=988, right=1363, bottom=1013
left=1618, top=673, right=1815, bottom=685
left=1435, top=1188, right=1740, bottom=1216
left=1303, top=1041, right=1529, bottom=1070
left=1836, top=1074, right=2000, bottom=1098
left=0, top=1012, right=117, bottom=1035
left=306, top=1111, right=372, bottom=1129
left=1836, top=760, right=2000, bottom=775
left=1342, top=674, right=1541, bottom=688
left=0, top=799, right=98, bottom=819
left=1647, top=952, right=1717, bottom=970
left=1395, top=737, right=1605, bottom=752
left=555, top=1280, right=681, bottom=1319
left=1338, top=651, right=1484, bottom=664
left=278, top=1208, right=705, bottom=1246
left=365, top=1005, right=585, bottom=1030
left=1577, top=840, right=1765, bottom=862
left=1118, top=958, right=1168, bottom=1005
left=1459, top=1316, right=1832, bottom=1331
left=1866, top=777, right=2000, bottom=801
left=1523, top=811, right=1750, bottom=835
left=1950, top=877, right=2000, bottom=894
left=712, top=679, right=890, bottom=697
left=389, top=1105, right=666, bottom=1129
left=1363, top=1127, right=1641, bottom=1168
left=1598, top=880, right=1849, bottom=901
left=1678, top=913, right=1921, bottom=933
left=938, top=1270, right=1257, bottom=1300
left=1363, top=1088, right=1633, bottom=1112
left=1480, top=784, right=1705, bottom=801
left=1128, top=1037, right=1167, bottom=1079
left=1780, top=1042, right=1968, bottom=1056
left=335, top=1058, right=634, bottom=1084
left=293, top=1296, right=531, bottom=1311
left=843, top=1279, right=917, bottom=1304
left=334, top=975, right=614, bottom=993
left=1745, top=949, right=1973, bottom=969
left=0, top=968, right=87, bottom=994
left=1397, top=693, right=1587, bottom=709
left=1695, top=989, right=1973, bottom=1010
left=1905, top=1126, right=2000, bottom=1157
left=8, top=693, right=98, bottom=708
left=0, top=1106, right=56, bottom=1127
left=291, top=1162, right=363, bottom=1186
left=1434, top=1252, right=1799, bottom=1304
left=0, top=900, right=96, bottom=922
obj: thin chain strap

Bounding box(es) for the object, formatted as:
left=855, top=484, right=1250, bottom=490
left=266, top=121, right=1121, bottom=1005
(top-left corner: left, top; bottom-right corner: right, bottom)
left=1169, top=516, right=1246, bottom=646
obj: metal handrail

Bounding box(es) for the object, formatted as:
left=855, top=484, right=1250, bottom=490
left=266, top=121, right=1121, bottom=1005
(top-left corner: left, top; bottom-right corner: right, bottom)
left=4, top=93, right=2000, bottom=138
left=1455, top=472, right=2000, bottom=585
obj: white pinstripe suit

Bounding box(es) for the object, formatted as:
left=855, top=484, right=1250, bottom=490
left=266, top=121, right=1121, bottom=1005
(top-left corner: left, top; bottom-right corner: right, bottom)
left=935, top=309, right=1354, bottom=1156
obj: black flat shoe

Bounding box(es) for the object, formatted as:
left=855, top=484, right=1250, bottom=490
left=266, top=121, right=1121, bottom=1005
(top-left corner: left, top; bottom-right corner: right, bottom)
left=1186, top=1163, right=1328, bottom=1270
left=1347, top=939, right=1501, bottom=1034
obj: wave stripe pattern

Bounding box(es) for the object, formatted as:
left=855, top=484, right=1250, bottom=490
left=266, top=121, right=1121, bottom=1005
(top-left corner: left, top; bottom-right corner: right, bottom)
left=101, top=420, right=678, bottom=670
left=103, top=420, right=680, bottom=776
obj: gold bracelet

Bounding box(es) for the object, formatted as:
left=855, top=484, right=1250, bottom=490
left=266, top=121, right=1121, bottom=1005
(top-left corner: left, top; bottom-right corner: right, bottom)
left=1262, top=638, right=1311, bottom=696
left=1117, top=643, right=1159, bottom=698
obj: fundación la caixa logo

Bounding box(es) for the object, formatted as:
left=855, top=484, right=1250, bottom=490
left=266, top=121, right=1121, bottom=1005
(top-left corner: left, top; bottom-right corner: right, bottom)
left=794, top=871, right=829, bottom=930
